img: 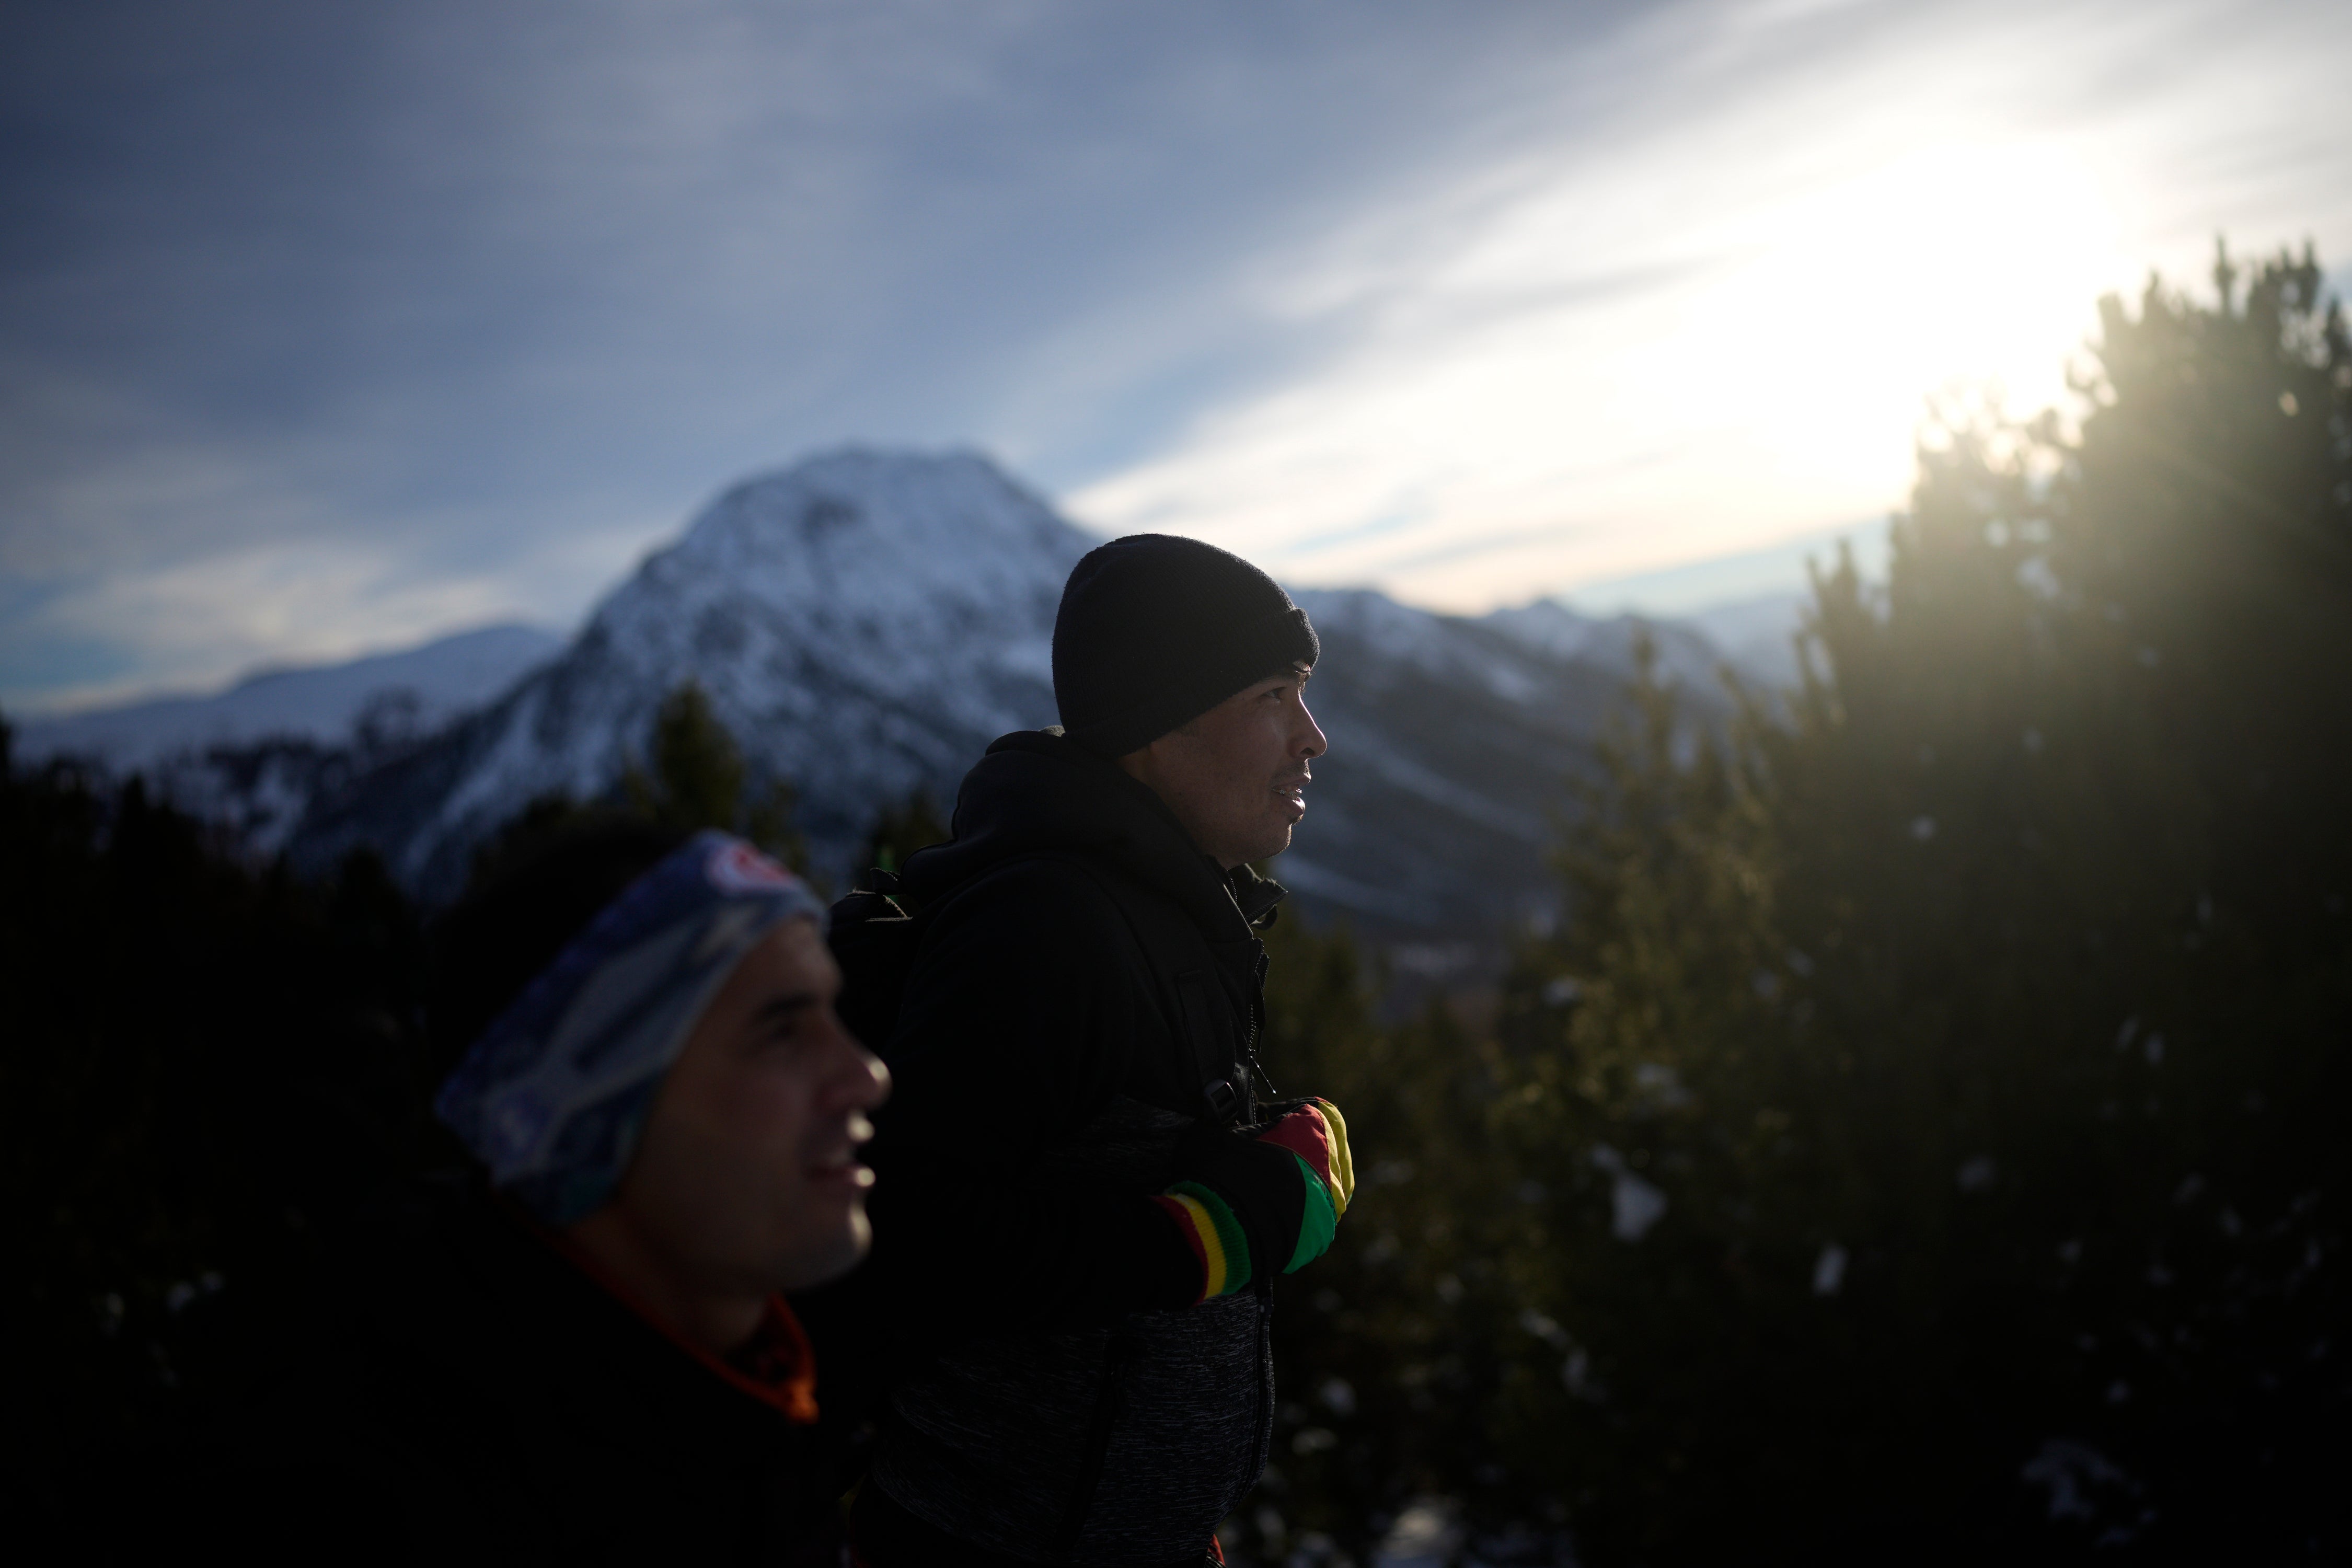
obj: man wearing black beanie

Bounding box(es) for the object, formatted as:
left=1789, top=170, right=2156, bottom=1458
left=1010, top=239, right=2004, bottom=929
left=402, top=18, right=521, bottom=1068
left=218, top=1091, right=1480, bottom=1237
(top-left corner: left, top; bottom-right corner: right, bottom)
left=839, top=534, right=1353, bottom=1568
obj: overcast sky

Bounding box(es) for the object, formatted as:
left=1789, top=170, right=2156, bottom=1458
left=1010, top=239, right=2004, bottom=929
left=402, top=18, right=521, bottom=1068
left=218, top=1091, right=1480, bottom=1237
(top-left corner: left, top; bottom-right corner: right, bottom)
left=4, top=0, right=2347, bottom=712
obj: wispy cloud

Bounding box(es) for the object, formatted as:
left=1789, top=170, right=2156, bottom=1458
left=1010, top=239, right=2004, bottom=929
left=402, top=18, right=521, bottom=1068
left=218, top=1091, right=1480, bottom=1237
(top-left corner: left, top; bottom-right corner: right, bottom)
left=1067, top=0, right=2352, bottom=609
left=3, top=0, right=2346, bottom=706
left=0, top=511, right=663, bottom=714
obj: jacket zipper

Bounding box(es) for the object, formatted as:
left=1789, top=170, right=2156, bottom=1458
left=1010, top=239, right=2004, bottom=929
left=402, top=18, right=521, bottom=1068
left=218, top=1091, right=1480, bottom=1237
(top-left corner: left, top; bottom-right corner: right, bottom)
left=1242, top=941, right=1278, bottom=1109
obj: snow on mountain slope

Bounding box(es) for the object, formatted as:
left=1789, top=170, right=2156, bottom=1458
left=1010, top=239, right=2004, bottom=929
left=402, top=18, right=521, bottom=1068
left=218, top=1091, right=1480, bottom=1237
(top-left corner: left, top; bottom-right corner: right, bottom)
left=1480, top=599, right=1738, bottom=694
left=1481, top=591, right=1813, bottom=695
left=11, top=624, right=562, bottom=771
left=1274, top=587, right=1635, bottom=928
left=293, top=448, right=1092, bottom=898
left=1293, top=589, right=1551, bottom=706
left=270, top=445, right=1761, bottom=935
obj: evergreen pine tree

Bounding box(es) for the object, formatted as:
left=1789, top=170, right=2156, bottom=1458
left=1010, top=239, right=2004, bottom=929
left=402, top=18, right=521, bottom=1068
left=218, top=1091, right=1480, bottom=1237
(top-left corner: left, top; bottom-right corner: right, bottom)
left=1477, top=243, right=2351, bottom=1558
left=621, top=682, right=812, bottom=874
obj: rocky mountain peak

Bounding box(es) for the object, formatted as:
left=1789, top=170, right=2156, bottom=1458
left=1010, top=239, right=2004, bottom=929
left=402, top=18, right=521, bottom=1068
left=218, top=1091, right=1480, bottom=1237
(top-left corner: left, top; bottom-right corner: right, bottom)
left=59, top=444, right=1777, bottom=935
left=589, top=447, right=1088, bottom=711
left=297, top=448, right=1099, bottom=895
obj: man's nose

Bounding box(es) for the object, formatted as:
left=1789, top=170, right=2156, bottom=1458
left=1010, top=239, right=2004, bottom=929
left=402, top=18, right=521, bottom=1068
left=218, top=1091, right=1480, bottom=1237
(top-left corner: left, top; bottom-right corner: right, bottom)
left=1296, top=700, right=1329, bottom=759
left=822, top=1011, right=893, bottom=1112
left=857, top=1048, right=892, bottom=1110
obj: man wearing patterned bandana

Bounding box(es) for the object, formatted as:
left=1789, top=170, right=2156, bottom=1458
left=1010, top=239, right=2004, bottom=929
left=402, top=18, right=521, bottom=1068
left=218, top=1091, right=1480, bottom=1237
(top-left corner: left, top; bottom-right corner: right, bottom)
left=844, top=535, right=1355, bottom=1568
left=253, top=820, right=888, bottom=1561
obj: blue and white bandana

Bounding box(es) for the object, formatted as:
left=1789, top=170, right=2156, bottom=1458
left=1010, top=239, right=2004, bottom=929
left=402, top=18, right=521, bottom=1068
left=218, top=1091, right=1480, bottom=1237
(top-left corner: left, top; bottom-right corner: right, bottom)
left=435, top=830, right=828, bottom=1224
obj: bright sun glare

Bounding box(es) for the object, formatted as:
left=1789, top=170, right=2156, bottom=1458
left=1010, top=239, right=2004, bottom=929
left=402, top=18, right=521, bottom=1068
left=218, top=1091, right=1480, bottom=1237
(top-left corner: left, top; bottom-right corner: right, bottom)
left=1075, top=136, right=2134, bottom=610
left=1705, top=141, right=2122, bottom=486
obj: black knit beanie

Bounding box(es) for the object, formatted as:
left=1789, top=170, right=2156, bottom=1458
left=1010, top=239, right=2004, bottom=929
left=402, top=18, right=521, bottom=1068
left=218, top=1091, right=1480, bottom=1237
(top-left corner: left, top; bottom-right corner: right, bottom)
left=1053, top=535, right=1319, bottom=758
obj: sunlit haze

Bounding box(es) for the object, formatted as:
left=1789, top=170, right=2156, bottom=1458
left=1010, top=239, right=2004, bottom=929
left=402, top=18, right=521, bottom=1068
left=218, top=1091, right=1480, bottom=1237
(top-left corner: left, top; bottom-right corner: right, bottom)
left=1069, top=6, right=2329, bottom=607
left=4, top=0, right=2346, bottom=710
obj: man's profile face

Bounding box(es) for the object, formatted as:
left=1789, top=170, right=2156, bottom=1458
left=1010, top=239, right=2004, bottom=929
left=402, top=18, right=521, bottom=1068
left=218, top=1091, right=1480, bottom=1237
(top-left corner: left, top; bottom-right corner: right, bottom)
left=1122, top=667, right=1328, bottom=869
left=598, top=919, right=890, bottom=1298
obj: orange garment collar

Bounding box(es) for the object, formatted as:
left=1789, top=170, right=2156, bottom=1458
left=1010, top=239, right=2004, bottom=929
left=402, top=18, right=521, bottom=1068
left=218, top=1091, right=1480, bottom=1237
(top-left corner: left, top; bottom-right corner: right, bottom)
left=531, top=1210, right=821, bottom=1425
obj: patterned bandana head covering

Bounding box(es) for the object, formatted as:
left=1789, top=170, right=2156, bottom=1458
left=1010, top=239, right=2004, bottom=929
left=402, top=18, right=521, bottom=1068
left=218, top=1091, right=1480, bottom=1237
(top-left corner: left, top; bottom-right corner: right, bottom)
left=435, top=830, right=828, bottom=1224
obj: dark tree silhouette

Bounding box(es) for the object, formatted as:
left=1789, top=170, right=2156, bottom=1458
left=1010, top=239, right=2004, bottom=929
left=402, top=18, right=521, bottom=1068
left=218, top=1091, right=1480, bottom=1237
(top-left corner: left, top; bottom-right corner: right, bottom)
left=622, top=682, right=812, bottom=875
left=1246, top=244, right=2351, bottom=1563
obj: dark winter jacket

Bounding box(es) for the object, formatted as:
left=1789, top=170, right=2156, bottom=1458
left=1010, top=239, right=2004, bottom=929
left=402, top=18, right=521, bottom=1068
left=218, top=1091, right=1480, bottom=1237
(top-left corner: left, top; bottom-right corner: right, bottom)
left=225, top=1175, right=839, bottom=1564
left=852, top=728, right=1285, bottom=1567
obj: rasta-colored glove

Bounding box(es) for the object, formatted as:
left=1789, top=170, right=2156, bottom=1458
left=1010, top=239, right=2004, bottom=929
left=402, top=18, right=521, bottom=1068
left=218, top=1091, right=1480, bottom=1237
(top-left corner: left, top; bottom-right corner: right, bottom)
left=1151, top=1099, right=1356, bottom=1303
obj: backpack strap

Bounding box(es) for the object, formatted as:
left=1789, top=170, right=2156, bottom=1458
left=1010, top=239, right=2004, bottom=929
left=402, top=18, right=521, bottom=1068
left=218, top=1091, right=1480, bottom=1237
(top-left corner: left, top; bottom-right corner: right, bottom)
left=826, top=874, right=927, bottom=1055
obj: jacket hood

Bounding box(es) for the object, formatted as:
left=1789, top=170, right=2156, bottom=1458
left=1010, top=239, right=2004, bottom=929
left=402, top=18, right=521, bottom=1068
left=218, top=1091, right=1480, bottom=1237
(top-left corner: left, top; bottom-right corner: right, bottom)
left=901, top=729, right=1284, bottom=940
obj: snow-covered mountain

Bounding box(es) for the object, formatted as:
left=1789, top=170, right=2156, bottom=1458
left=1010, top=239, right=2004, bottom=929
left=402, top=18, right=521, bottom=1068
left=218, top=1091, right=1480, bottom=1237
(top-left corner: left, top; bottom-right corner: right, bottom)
left=287, top=448, right=1774, bottom=933
left=29, top=445, right=1790, bottom=935
left=1276, top=589, right=1636, bottom=929
left=1480, top=597, right=1747, bottom=691
left=293, top=449, right=1091, bottom=900
left=12, top=624, right=562, bottom=773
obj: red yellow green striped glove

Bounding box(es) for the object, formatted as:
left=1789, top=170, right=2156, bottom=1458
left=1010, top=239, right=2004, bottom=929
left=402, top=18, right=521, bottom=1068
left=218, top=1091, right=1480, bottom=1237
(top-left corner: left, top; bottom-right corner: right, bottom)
left=1150, top=1099, right=1355, bottom=1303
